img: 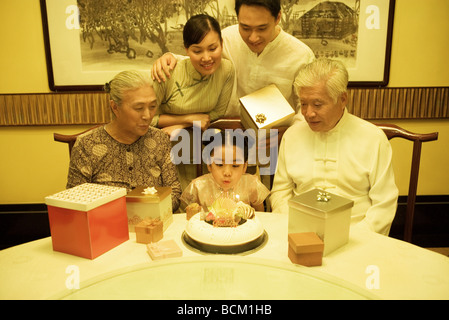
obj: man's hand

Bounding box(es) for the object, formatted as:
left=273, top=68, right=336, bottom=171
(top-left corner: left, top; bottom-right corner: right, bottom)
left=151, top=52, right=178, bottom=83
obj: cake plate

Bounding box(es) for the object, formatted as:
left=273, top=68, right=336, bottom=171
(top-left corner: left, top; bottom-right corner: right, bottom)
left=182, top=231, right=268, bottom=255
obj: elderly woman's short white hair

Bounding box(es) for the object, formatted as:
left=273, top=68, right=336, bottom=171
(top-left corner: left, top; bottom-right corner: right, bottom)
left=105, top=70, right=153, bottom=106
left=294, top=58, right=349, bottom=103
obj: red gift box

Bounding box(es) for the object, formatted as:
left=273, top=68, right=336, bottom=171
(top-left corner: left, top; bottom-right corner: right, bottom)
left=45, top=183, right=129, bottom=259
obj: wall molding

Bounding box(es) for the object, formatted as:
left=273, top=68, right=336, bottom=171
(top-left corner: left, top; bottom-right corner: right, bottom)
left=1, top=87, right=448, bottom=126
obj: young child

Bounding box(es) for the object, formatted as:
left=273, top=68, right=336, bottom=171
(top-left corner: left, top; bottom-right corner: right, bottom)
left=181, top=130, right=270, bottom=212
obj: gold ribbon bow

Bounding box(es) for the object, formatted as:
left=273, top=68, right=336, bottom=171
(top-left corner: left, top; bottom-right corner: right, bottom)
left=255, top=113, right=267, bottom=124
left=317, top=191, right=331, bottom=202
left=141, top=218, right=161, bottom=227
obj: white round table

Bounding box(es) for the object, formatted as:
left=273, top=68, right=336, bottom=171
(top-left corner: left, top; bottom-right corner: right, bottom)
left=0, top=213, right=448, bottom=300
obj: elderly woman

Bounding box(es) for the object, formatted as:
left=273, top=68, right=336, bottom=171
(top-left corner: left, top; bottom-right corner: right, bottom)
left=270, top=58, right=398, bottom=235
left=67, top=70, right=182, bottom=211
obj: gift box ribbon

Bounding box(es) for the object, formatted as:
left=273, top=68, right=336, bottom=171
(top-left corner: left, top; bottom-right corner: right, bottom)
left=138, top=219, right=162, bottom=233
left=317, top=191, right=331, bottom=202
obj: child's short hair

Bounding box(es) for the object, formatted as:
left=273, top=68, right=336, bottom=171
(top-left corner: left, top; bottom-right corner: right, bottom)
left=203, top=129, right=255, bottom=164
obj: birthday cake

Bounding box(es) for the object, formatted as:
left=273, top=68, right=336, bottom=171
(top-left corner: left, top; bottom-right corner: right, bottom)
left=184, top=198, right=265, bottom=253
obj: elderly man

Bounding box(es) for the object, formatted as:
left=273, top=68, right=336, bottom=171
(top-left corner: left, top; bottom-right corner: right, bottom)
left=270, top=58, right=398, bottom=235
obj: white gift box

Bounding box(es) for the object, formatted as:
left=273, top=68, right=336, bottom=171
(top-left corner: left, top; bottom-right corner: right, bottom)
left=288, top=189, right=354, bottom=256
left=240, top=84, right=294, bottom=131
left=126, top=186, right=173, bottom=232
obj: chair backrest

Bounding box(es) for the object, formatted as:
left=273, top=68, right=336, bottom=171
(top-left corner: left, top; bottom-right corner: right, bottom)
left=375, top=123, right=438, bottom=243
left=54, top=125, right=102, bottom=157
left=208, top=117, right=243, bottom=131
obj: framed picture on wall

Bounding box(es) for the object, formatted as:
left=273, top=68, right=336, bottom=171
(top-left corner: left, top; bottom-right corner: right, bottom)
left=41, top=0, right=395, bottom=91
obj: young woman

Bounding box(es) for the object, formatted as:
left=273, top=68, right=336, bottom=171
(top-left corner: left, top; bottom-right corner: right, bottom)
left=152, top=14, right=235, bottom=136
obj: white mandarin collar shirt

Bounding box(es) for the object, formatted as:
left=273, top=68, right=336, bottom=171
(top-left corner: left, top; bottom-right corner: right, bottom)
left=222, top=24, right=315, bottom=116
left=271, top=109, right=399, bottom=235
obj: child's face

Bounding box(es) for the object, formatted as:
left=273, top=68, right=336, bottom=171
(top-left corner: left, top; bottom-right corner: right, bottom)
left=207, top=144, right=247, bottom=191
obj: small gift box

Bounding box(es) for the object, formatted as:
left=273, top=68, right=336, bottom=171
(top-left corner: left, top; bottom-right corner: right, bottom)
left=135, top=218, right=163, bottom=244
left=126, top=186, right=173, bottom=232
left=240, top=84, right=294, bottom=131
left=147, top=240, right=183, bottom=260
left=185, top=203, right=202, bottom=220
left=45, top=183, right=129, bottom=259
left=288, top=189, right=354, bottom=256
left=288, top=232, right=324, bottom=267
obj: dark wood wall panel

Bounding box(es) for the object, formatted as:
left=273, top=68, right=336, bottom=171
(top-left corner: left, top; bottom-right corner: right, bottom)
left=0, top=92, right=112, bottom=126
left=1, top=87, right=448, bottom=126
left=347, top=87, right=449, bottom=120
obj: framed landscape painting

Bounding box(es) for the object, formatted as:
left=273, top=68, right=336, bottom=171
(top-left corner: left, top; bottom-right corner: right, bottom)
left=41, top=0, right=395, bottom=91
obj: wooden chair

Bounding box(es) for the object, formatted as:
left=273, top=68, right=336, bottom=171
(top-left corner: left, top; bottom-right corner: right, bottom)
left=375, top=123, right=439, bottom=243
left=53, top=125, right=102, bottom=157
left=208, top=117, right=244, bottom=131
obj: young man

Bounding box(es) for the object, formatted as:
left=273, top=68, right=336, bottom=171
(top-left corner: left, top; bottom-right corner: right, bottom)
left=152, top=0, right=315, bottom=116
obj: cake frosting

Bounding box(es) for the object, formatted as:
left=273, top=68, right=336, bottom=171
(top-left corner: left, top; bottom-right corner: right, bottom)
left=185, top=212, right=264, bottom=247
left=184, top=197, right=265, bottom=251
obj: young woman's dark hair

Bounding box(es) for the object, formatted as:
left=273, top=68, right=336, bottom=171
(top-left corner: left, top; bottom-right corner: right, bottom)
left=183, top=14, right=223, bottom=48
left=235, top=0, right=281, bottom=18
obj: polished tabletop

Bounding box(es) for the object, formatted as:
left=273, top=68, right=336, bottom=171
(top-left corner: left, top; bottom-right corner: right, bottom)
left=0, top=212, right=448, bottom=300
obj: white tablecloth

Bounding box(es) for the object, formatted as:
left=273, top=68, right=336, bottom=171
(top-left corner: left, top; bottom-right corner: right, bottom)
left=0, top=212, right=448, bottom=299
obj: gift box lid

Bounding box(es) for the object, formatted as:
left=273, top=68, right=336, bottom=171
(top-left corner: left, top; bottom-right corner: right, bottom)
left=288, top=189, right=354, bottom=215
left=45, top=183, right=127, bottom=211
left=288, top=232, right=324, bottom=254
left=239, top=84, right=294, bottom=129
left=126, top=186, right=171, bottom=203
left=135, top=218, right=163, bottom=230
